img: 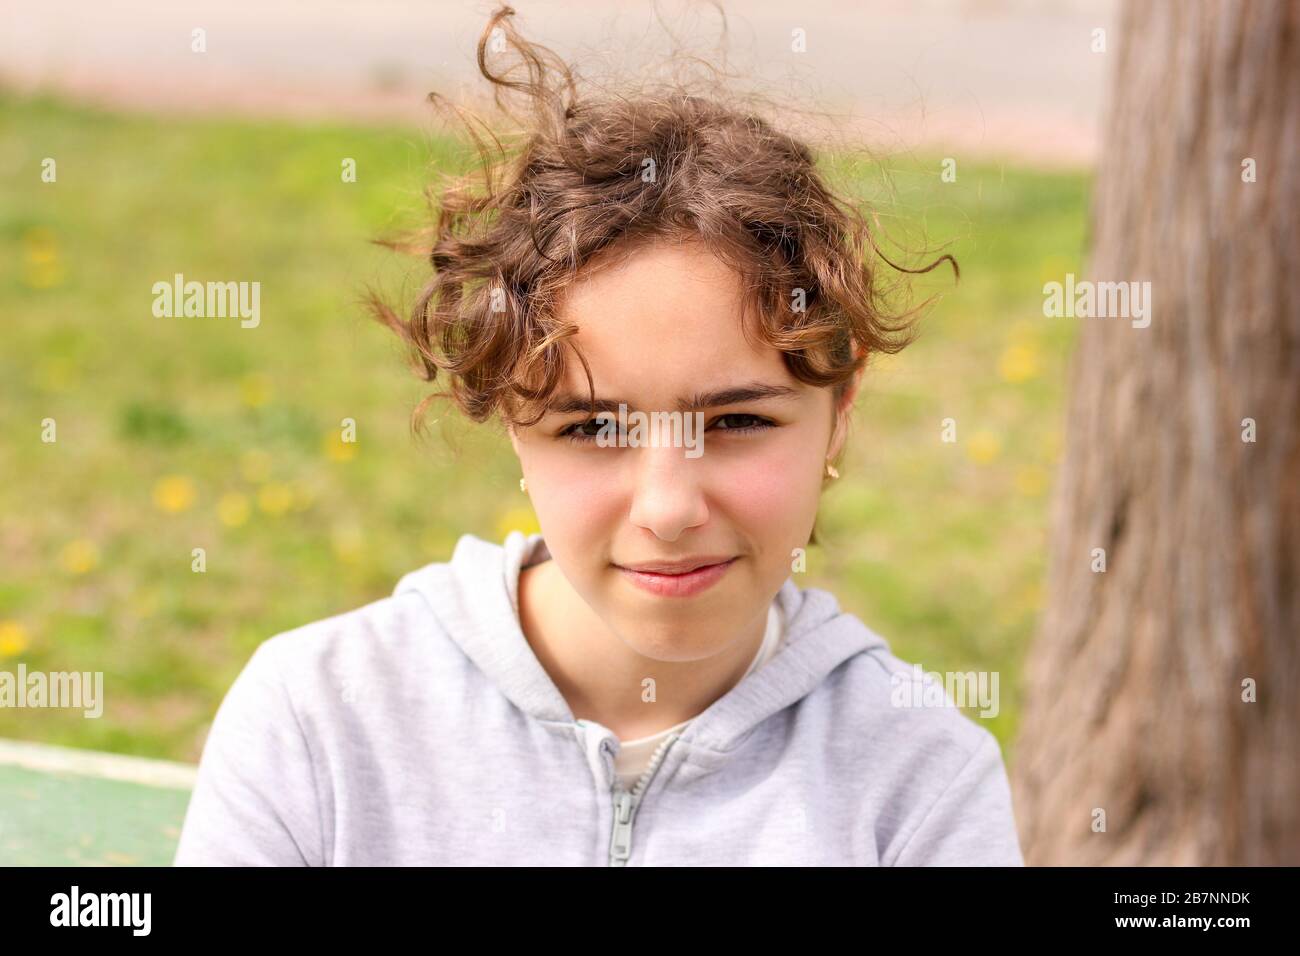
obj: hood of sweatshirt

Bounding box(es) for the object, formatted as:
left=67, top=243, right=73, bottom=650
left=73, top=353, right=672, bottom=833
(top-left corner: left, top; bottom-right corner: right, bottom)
left=393, top=530, right=888, bottom=755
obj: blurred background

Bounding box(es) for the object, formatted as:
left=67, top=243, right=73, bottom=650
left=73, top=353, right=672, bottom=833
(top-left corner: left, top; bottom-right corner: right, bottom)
left=4, top=0, right=1110, bottom=862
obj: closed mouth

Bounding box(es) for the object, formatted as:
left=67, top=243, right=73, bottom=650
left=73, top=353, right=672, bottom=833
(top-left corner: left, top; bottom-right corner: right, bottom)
left=615, top=556, right=736, bottom=575
left=614, top=556, right=739, bottom=598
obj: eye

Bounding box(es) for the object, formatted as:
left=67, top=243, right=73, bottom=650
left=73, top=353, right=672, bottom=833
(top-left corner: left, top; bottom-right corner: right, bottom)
left=558, top=417, right=611, bottom=444
left=556, top=412, right=777, bottom=445
left=711, top=413, right=775, bottom=434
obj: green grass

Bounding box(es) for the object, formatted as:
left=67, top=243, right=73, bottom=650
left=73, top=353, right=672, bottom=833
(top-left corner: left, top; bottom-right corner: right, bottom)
left=0, top=91, right=1088, bottom=763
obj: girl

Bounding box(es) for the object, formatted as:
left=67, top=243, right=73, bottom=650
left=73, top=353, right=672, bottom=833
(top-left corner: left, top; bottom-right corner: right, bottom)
left=174, top=5, right=1023, bottom=866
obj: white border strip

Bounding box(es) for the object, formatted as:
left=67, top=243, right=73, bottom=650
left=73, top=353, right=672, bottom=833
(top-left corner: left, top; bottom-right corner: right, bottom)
left=0, top=738, right=197, bottom=790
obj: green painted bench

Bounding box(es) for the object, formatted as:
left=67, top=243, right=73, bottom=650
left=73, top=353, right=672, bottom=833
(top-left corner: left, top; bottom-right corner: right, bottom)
left=0, top=739, right=194, bottom=866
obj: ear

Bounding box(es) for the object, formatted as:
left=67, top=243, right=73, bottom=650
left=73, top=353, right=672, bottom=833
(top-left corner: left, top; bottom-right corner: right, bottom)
left=507, top=423, right=521, bottom=457
left=827, top=363, right=866, bottom=460
left=841, top=361, right=866, bottom=410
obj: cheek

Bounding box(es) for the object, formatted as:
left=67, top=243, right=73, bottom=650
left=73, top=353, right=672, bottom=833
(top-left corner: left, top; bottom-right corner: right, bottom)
left=710, top=429, right=826, bottom=534
left=521, top=445, right=623, bottom=542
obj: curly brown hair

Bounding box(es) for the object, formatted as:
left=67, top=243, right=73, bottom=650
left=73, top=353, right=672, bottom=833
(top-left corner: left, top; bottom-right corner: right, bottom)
left=369, top=3, right=954, bottom=459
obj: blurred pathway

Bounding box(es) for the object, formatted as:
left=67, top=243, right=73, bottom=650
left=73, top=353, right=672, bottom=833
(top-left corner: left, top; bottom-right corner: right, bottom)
left=2, top=0, right=1117, bottom=165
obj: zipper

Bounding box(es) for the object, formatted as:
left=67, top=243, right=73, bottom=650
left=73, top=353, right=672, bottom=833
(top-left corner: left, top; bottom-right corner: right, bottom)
left=607, top=730, right=681, bottom=867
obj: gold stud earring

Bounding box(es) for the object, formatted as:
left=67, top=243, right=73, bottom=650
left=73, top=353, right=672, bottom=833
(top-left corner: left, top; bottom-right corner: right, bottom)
left=519, top=477, right=528, bottom=493
left=824, top=461, right=839, bottom=480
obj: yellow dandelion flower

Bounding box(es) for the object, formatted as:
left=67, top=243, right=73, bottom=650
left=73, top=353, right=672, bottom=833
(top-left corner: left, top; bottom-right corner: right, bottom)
left=218, top=492, right=251, bottom=527
left=36, top=356, right=75, bottom=392
left=0, top=620, right=30, bottom=657
left=257, top=482, right=293, bottom=516
left=22, top=228, right=64, bottom=289
left=129, top=588, right=161, bottom=619
left=239, top=449, right=272, bottom=483
left=153, top=475, right=196, bottom=513
left=495, top=506, right=540, bottom=540
left=998, top=343, right=1040, bottom=383
left=966, top=430, right=1001, bottom=464
left=24, top=260, right=66, bottom=289
left=60, top=538, right=100, bottom=574
left=324, top=431, right=358, bottom=462
left=331, top=525, right=364, bottom=564
left=240, top=373, right=273, bottom=408
left=1014, top=465, right=1049, bottom=497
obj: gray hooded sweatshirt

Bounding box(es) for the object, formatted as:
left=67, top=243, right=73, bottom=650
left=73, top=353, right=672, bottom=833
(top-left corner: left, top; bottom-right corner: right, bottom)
left=173, top=530, right=1024, bottom=866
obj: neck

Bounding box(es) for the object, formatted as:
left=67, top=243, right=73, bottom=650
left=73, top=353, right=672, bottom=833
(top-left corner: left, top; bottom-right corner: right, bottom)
left=517, top=558, right=767, bottom=741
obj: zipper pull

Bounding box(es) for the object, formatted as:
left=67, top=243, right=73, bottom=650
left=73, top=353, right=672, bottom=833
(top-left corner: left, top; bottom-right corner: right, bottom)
left=610, top=789, right=634, bottom=866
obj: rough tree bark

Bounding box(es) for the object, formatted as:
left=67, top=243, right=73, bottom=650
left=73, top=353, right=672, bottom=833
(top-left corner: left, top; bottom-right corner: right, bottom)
left=1011, top=0, right=1300, bottom=865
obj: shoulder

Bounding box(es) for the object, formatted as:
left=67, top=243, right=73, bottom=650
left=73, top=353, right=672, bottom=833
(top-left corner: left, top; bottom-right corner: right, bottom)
left=798, top=625, right=1020, bottom=864
left=790, top=608, right=999, bottom=754
left=259, top=587, right=436, bottom=663
left=800, top=617, right=1007, bottom=773
left=177, top=581, right=447, bottom=867
left=838, top=641, right=1000, bottom=752
left=236, top=571, right=456, bottom=716
left=776, top=585, right=1002, bottom=770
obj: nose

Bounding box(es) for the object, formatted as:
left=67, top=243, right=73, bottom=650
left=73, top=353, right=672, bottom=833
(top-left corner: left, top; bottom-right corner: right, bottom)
left=626, top=443, right=709, bottom=542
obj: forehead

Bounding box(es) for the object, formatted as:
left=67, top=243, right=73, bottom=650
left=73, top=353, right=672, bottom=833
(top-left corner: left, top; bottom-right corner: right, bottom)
left=554, top=239, right=788, bottom=394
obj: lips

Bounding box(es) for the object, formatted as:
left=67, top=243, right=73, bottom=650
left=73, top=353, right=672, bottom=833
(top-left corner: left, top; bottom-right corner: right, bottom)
left=615, top=556, right=738, bottom=598
left=619, top=556, right=735, bottom=574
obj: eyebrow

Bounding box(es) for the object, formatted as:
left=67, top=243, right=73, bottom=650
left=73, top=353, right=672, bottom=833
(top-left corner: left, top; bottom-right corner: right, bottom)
left=544, top=382, right=802, bottom=416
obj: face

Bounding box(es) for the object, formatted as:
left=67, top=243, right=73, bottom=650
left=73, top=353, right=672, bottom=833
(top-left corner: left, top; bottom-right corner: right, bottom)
left=509, top=237, right=861, bottom=663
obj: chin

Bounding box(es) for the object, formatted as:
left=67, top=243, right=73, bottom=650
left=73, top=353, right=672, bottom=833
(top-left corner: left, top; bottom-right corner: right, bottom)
left=625, top=632, right=727, bottom=664
left=599, top=609, right=721, bottom=662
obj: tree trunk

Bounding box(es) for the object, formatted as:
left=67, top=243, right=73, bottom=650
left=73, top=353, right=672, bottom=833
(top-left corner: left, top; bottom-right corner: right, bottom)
left=1011, top=0, right=1300, bottom=865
